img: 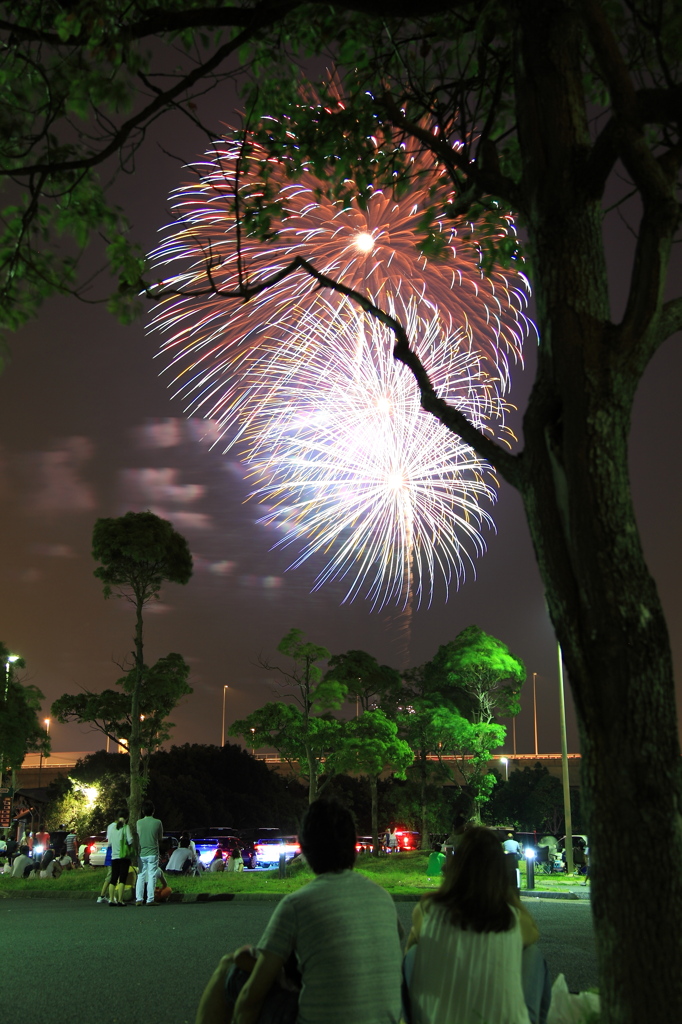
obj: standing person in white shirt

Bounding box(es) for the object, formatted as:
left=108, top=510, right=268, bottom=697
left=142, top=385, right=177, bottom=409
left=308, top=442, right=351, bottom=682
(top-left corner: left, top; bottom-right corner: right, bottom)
left=106, top=810, right=134, bottom=906
left=135, top=799, right=163, bottom=906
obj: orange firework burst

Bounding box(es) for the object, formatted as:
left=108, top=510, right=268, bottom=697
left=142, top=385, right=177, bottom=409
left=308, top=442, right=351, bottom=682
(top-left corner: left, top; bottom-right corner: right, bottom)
left=148, top=125, right=532, bottom=447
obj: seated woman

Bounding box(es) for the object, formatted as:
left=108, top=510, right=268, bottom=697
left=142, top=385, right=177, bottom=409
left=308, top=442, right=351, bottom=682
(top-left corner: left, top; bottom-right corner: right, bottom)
left=39, top=847, right=63, bottom=879
left=404, top=826, right=550, bottom=1024
left=209, top=849, right=225, bottom=872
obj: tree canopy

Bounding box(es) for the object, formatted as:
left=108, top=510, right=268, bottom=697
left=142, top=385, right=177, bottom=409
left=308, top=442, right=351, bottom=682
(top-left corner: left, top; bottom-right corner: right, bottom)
left=51, top=651, right=193, bottom=773
left=428, top=625, right=526, bottom=723
left=0, top=644, right=50, bottom=775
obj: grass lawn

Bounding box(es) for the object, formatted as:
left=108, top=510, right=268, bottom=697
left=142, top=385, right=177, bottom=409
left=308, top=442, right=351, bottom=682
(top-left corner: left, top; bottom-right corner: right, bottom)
left=0, top=852, right=589, bottom=899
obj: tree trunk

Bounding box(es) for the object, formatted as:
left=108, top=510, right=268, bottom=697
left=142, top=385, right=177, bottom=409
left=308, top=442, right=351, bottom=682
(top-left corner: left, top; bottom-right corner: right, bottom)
left=306, top=743, right=317, bottom=803
left=508, top=5, right=682, bottom=1019
left=419, top=751, right=430, bottom=850
left=522, top=359, right=682, bottom=1021
left=128, top=594, right=145, bottom=837
left=370, top=773, right=380, bottom=855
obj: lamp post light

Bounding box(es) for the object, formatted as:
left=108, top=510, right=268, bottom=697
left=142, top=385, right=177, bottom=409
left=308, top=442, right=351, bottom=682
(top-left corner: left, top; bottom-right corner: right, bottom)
left=524, top=847, right=536, bottom=891
left=1, top=654, right=20, bottom=835
left=251, top=728, right=255, bottom=756
left=221, top=685, right=229, bottom=747
left=499, top=757, right=508, bottom=781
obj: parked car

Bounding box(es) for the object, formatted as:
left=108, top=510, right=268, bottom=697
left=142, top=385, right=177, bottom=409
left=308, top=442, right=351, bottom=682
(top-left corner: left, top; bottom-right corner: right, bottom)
left=87, top=834, right=109, bottom=867
left=193, top=830, right=256, bottom=869
left=251, top=835, right=300, bottom=868
left=387, top=827, right=420, bottom=851
left=355, top=836, right=377, bottom=853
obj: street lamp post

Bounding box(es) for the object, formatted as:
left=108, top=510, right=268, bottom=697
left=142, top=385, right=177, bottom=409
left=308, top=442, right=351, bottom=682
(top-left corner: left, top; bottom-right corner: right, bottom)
left=251, top=728, right=255, bottom=756
left=557, top=644, right=574, bottom=875
left=499, top=757, right=508, bottom=781
left=221, top=685, right=229, bottom=747
left=1, top=654, right=20, bottom=837
left=532, top=671, right=539, bottom=755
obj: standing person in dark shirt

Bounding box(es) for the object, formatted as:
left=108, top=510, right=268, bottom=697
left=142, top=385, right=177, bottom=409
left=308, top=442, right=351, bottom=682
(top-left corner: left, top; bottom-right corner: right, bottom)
left=50, top=824, right=68, bottom=855
left=135, top=800, right=163, bottom=906
left=65, top=828, right=79, bottom=865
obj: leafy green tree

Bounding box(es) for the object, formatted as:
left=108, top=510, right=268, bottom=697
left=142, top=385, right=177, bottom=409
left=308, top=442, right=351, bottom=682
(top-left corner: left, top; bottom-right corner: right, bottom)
left=230, top=702, right=343, bottom=804
left=323, top=650, right=410, bottom=849
left=51, top=652, right=192, bottom=778
left=398, top=663, right=457, bottom=848
left=428, top=706, right=506, bottom=821
left=0, top=646, right=50, bottom=826
left=485, top=764, right=565, bottom=834
left=328, top=709, right=413, bottom=853
left=91, top=511, right=193, bottom=827
left=428, top=626, right=526, bottom=724
left=231, top=629, right=345, bottom=802
left=324, top=650, right=403, bottom=716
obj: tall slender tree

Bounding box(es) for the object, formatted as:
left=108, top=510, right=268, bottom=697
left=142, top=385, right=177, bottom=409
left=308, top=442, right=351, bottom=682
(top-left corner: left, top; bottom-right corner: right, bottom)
left=91, top=511, right=192, bottom=827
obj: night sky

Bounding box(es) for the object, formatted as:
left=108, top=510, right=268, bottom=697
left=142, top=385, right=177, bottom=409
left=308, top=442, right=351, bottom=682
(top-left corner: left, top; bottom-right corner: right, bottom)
left=1, top=99, right=680, bottom=762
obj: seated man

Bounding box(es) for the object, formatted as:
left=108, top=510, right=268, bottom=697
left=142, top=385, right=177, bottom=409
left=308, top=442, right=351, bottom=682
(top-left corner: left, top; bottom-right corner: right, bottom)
left=195, top=798, right=403, bottom=1024
left=10, top=845, right=34, bottom=878
left=166, top=837, right=196, bottom=875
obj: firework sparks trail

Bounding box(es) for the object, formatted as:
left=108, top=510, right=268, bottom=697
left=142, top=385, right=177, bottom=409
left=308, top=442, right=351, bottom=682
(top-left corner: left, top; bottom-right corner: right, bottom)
left=148, top=116, right=532, bottom=607
left=242, top=298, right=502, bottom=610
left=148, top=128, right=532, bottom=448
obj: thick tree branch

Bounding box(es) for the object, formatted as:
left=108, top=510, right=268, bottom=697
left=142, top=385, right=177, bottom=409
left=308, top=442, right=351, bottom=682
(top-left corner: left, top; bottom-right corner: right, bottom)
left=0, top=1, right=296, bottom=46
left=658, top=295, right=682, bottom=346
left=583, top=85, right=682, bottom=199
left=147, top=253, right=522, bottom=485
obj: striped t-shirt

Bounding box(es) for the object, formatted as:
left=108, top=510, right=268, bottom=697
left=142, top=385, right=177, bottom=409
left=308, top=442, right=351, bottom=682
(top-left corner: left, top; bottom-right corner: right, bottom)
left=258, top=869, right=403, bottom=1024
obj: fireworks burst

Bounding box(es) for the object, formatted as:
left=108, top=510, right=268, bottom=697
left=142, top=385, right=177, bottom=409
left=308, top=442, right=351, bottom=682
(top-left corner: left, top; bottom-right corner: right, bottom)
left=148, top=116, right=531, bottom=607
left=148, top=129, right=531, bottom=447
left=241, top=298, right=502, bottom=610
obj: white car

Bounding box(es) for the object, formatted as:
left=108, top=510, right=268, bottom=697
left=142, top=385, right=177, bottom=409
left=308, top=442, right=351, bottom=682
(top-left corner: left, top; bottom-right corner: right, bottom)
left=253, top=836, right=300, bottom=868
left=87, top=835, right=109, bottom=867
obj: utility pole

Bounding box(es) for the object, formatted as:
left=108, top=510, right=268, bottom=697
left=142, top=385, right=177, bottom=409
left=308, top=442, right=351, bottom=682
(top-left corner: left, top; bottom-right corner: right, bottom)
left=557, top=645, right=574, bottom=875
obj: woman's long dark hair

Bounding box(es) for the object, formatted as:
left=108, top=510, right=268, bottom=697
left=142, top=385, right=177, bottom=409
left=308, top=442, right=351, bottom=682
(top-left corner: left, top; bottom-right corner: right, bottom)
left=428, top=826, right=514, bottom=933
left=115, top=809, right=128, bottom=831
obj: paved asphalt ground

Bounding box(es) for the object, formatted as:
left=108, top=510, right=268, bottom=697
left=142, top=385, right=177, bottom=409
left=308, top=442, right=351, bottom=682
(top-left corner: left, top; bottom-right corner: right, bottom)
left=1, top=896, right=596, bottom=1024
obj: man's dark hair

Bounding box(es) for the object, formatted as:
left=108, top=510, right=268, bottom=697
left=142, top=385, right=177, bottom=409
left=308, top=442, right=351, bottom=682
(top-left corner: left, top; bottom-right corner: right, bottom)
left=141, top=799, right=155, bottom=817
left=19, top=845, right=29, bottom=856
left=299, top=798, right=356, bottom=874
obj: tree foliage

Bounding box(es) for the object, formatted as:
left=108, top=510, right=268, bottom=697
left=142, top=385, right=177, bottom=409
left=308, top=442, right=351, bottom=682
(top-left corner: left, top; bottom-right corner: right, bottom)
left=231, top=628, right=345, bottom=802
left=229, top=701, right=343, bottom=800
left=329, top=707, right=413, bottom=851
left=51, top=651, right=192, bottom=773
left=0, top=645, right=49, bottom=774
left=427, top=625, right=525, bottom=723
left=324, top=649, right=403, bottom=715
left=484, top=763, right=584, bottom=836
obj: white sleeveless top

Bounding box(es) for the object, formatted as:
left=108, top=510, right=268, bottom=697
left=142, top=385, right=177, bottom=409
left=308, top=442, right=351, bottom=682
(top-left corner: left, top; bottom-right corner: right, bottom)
left=410, top=902, right=531, bottom=1024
